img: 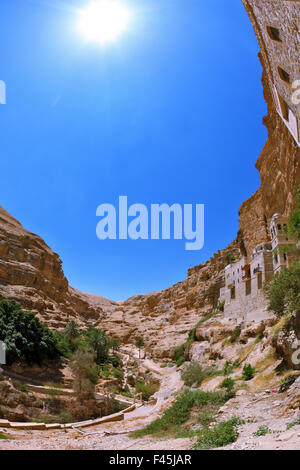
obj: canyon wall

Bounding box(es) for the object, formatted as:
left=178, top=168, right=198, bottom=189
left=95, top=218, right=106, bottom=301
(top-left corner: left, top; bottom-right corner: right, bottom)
left=0, top=206, right=119, bottom=329
left=0, top=0, right=299, bottom=358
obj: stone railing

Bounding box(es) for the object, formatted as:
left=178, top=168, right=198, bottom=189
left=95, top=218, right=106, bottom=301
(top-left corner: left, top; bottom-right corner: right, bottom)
left=0, top=403, right=138, bottom=431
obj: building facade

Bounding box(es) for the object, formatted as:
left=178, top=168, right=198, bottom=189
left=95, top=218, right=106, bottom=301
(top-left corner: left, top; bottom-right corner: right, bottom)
left=242, top=0, right=300, bottom=146
left=219, top=214, right=298, bottom=324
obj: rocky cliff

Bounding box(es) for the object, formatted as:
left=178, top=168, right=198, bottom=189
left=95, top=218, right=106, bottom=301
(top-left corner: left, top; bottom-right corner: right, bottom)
left=0, top=206, right=118, bottom=329
left=0, top=19, right=299, bottom=359
left=238, top=54, right=300, bottom=256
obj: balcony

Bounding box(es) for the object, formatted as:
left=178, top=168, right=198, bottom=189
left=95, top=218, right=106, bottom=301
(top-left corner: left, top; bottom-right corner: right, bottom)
left=253, top=267, right=263, bottom=274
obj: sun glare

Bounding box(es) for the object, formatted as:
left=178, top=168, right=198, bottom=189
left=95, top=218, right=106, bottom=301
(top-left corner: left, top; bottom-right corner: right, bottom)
left=78, top=0, right=132, bottom=45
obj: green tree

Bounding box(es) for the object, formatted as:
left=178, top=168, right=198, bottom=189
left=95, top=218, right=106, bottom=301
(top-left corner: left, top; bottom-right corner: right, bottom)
left=86, top=327, right=110, bottom=364
left=71, top=350, right=99, bottom=396
left=111, top=338, right=120, bottom=352
left=135, top=337, right=144, bottom=359
left=265, top=261, right=300, bottom=317
left=64, top=320, right=80, bottom=350
left=288, top=185, right=300, bottom=243
left=0, top=300, right=59, bottom=365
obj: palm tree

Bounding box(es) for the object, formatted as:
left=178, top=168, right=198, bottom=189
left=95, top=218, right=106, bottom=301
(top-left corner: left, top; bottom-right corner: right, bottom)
left=135, top=337, right=144, bottom=359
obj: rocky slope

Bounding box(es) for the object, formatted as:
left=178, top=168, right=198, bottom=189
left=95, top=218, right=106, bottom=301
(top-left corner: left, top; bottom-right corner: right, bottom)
left=0, top=27, right=299, bottom=360
left=0, top=206, right=119, bottom=329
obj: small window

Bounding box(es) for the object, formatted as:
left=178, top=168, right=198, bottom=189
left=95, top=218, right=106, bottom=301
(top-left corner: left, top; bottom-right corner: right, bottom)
left=278, top=67, right=290, bottom=84
left=231, top=287, right=236, bottom=300
left=257, top=273, right=262, bottom=290
left=246, top=280, right=251, bottom=296
left=284, top=253, right=287, bottom=261
left=267, top=26, right=281, bottom=42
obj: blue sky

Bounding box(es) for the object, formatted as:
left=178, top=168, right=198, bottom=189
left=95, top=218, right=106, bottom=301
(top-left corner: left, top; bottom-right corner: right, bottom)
left=0, top=0, right=267, bottom=300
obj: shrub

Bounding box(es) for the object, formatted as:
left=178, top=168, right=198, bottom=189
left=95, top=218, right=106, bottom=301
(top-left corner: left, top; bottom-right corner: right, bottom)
left=279, top=374, right=299, bottom=393
left=256, top=323, right=265, bottom=341
left=173, top=344, right=186, bottom=361
left=0, top=300, right=59, bottom=365
left=109, top=356, right=121, bottom=368
left=287, top=184, right=300, bottom=243
left=12, top=380, right=29, bottom=393
left=222, top=360, right=238, bottom=376
left=253, top=425, right=270, bottom=436
left=195, top=417, right=243, bottom=449
left=287, top=416, right=300, bottom=430
left=113, top=368, right=124, bottom=380
left=225, top=253, right=236, bottom=265
left=220, top=377, right=235, bottom=393
left=230, top=326, right=242, bottom=344
left=242, top=364, right=255, bottom=381
left=181, top=362, right=215, bottom=387
left=176, top=356, right=186, bottom=367
left=135, top=379, right=159, bottom=401
left=130, top=390, right=231, bottom=438
left=265, top=261, right=300, bottom=317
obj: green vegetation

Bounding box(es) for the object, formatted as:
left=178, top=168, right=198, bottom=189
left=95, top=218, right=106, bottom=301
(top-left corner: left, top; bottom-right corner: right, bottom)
left=181, top=360, right=239, bottom=388
left=256, top=323, right=265, bottom=341
left=253, top=425, right=270, bottom=436
left=265, top=261, right=300, bottom=317
left=111, top=338, right=120, bottom=352
left=242, top=364, right=255, bottom=381
left=173, top=343, right=186, bottom=367
left=287, top=416, right=300, bottom=430
left=135, top=378, right=159, bottom=401
left=195, top=417, right=243, bottom=449
left=279, top=374, right=300, bottom=393
left=288, top=184, right=300, bottom=243
left=265, top=186, right=300, bottom=321
left=225, top=253, right=236, bottom=265
left=181, top=362, right=215, bottom=387
left=220, top=377, right=235, bottom=393
left=230, top=325, right=242, bottom=344
left=85, top=327, right=110, bottom=364
left=135, top=337, right=145, bottom=359
left=0, top=300, right=59, bottom=365
left=130, top=389, right=233, bottom=438
left=173, top=311, right=219, bottom=366
left=12, top=380, right=29, bottom=393
left=0, top=432, right=9, bottom=439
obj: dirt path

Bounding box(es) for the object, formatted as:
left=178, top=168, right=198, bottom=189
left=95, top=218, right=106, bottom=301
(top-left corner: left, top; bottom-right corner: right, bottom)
left=0, top=351, right=189, bottom=450
left=1, top=352, right=300, bottom=450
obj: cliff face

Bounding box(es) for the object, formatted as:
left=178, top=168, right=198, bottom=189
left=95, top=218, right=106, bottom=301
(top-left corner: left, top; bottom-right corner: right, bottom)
left=238, top=56, right=300, bottom=256
left=0, top=60, right=298, bottom=357
left=0, top=3, right=299, bottom=358
left=0, top=206, right=118, bottom=329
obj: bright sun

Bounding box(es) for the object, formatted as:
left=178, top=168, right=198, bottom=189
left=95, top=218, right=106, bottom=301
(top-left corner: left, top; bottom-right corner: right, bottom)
left=78, top=0, right=132, bottom=45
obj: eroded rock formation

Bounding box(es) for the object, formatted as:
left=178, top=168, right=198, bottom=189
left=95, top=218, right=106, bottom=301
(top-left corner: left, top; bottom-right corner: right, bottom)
left=0, top=1, right=299, bottom=360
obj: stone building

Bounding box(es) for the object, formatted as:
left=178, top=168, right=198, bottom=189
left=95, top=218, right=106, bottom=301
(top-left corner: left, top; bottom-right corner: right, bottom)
left=219, top=215, right=298, bottom=323
left=242, top=0, right=300, bottom=146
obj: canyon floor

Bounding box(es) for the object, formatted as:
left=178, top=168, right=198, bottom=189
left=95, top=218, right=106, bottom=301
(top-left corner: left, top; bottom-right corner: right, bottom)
left=1, top=350, right=300, bottom=451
